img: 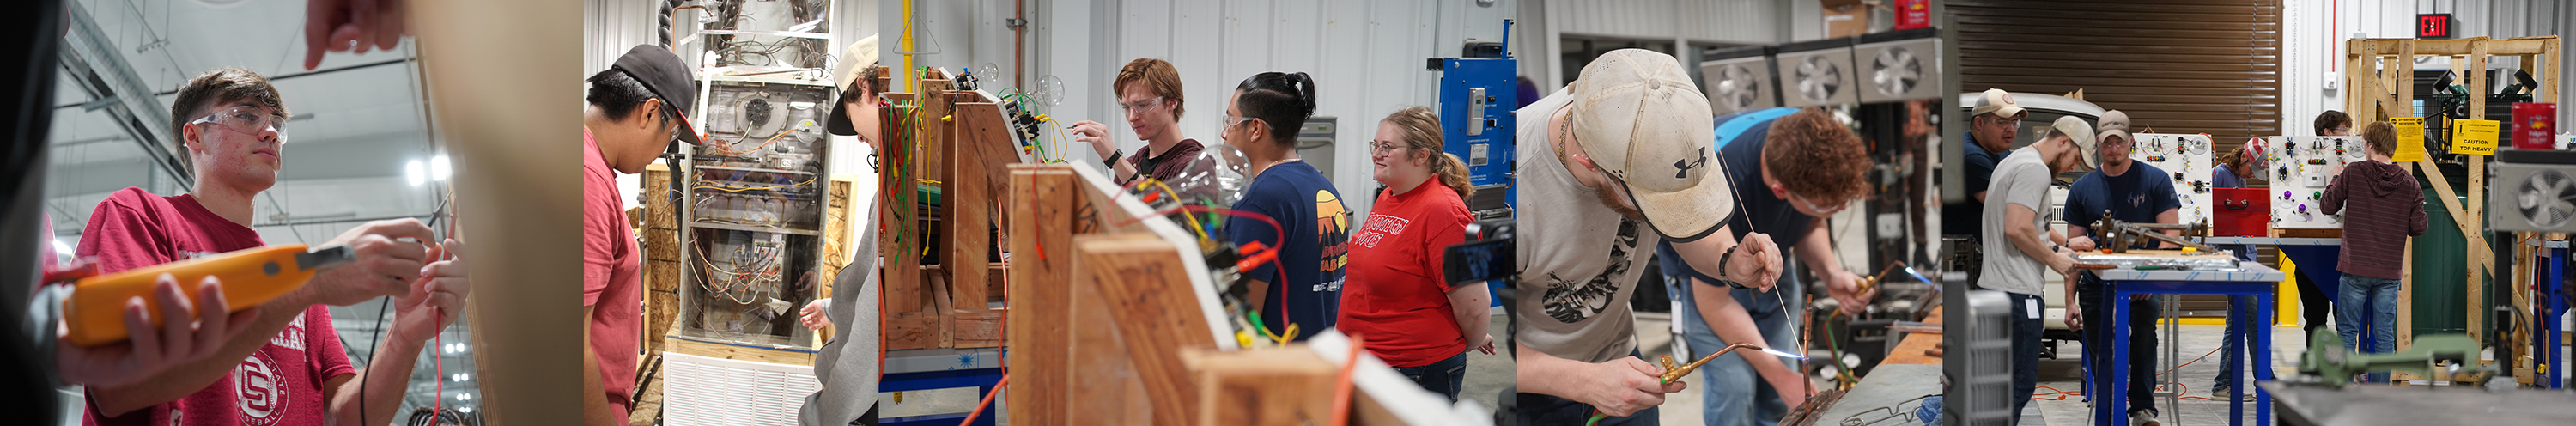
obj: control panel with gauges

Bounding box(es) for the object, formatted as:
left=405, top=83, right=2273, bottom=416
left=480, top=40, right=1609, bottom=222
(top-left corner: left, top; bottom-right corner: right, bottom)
left=2263, top=136, right=2369, bottom=228
left=2131, top=133, right=2215, bottom=225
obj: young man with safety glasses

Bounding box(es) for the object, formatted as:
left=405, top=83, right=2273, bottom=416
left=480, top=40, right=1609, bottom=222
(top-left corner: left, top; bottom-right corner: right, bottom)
left=79, top=67, right=471, bottom=426
left=1069, top=58, right=1210, bottom=185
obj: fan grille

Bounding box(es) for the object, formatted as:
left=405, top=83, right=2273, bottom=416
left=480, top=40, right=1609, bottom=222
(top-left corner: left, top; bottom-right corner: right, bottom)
left=1794, top=55, right=1843, bottom=102
left=1868, top=46, right=1921, bottom=96
left=2518, top=169, right=2576, bottom=228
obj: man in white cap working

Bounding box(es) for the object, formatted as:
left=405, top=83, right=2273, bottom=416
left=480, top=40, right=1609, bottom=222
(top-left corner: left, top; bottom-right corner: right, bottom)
left=1979, top=115, right=2094, bottom=423
left=1512, top=48, right=1785, bottom=425
left=794, top=34, right=885, bottom=426
left=1945, top=88, right=2027, bottom=284
left=2058, top=111, right=2176, bottom=425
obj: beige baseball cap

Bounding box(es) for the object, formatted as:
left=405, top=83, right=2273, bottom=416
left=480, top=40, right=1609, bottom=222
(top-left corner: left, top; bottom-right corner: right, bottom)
left=2048, top=115, right=2099, bottom=171
left=1973, top=88, right=2026, bottom=119
left=2096, top=110, right=2133, bottom=145
left=1568, top=49, right=1729, bottom=241
left=827, top=34, right=881, bottom=137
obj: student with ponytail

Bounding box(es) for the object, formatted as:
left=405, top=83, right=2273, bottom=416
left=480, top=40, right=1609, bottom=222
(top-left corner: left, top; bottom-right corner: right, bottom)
left=1338, top=106, right=1490, bottom=400
left=1223, top=71, right=1351, bottom=343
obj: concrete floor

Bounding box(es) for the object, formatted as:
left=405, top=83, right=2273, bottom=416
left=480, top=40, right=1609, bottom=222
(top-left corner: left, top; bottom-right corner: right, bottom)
left=879, top=313, right=1516, bottom=423
left=2028, top=324, right=2309, bottom=426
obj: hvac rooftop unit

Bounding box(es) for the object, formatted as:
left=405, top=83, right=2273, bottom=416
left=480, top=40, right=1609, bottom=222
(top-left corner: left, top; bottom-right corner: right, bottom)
left=2492, top=150, right=2576, bottom=233
left=1775, top=38, right=1857, bottom=107
left=1854, top=27, right=1941, bottom=103
left=1699, top=45, right=1778, bottom=115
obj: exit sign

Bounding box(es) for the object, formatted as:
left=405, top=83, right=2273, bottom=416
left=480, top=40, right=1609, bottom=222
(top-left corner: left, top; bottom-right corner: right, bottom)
left=2418, top=14, right=2453, bottom=39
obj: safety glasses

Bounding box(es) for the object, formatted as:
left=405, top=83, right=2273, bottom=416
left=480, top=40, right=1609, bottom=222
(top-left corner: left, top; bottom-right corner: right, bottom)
left=188, top=105, right=289, bottom=143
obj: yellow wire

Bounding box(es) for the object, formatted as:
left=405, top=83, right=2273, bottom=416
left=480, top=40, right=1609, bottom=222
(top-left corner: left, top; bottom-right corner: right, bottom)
left=1145, top=179, right=1209, bottom=241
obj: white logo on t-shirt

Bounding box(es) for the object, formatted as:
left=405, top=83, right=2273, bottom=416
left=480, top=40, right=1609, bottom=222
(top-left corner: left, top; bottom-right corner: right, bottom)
left=1353, top=215, right=1410, bottom=248
left=236, top=352, right=285, bottom=425
left=267, top=314, right=307, bottom=351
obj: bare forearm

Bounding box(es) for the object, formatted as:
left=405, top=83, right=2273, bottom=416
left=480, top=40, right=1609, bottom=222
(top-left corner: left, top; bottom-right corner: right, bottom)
left=89, top=293, right=313, bottom=416
left=1691, top=280, right=1800, bottom=394
left=1444, top=286, right=1490, bottom=342
left=1671, top=230, right=1745, bottom=281
left=1514, top=343, right=1586, bottom=397
left=1795, top=221, right=1838, bottom=274
left=331, top=337, right=425, bottom=426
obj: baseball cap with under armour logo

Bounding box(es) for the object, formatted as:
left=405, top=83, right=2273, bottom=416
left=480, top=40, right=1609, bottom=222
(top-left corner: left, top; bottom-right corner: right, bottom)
left=1569, top=48, right=1732, bottom=242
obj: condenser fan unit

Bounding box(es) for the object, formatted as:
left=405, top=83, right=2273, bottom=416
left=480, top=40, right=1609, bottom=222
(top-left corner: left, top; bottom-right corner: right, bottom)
left=1867, top=46, right=1921, bottom=97
left=1794, top=55, right=1843, bottom=103
left=2518, top=170, right=2576, bottom=228
left=1711, top=64, right=1766, bottom=112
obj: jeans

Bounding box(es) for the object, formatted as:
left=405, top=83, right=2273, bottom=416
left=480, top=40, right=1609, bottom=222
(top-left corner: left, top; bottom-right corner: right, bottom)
left=1674, top=275, right=1803, bottom=426
left=2077, top=273, right=2159, bottom=415
left=1517, top=349, right=1661, bottom=425
left=1392, top=351, right=1468, bottom=401
left=2336, top=275, right=2402, bottom=381
left=2000, top=290, right=2043, bottom=423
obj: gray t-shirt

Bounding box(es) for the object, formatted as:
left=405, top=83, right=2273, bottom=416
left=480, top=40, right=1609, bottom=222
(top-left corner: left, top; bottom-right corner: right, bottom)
left=1512, top=88, right=1663, bottom=363
left=1978, top=146, right=2053, bottom=295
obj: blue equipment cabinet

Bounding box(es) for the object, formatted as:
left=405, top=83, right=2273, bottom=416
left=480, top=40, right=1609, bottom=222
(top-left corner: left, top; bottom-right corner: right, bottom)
left=1431, top=55, right=1516, bottom=218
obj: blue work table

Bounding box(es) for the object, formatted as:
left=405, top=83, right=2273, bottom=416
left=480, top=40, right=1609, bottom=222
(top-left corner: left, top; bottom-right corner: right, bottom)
left=2088, top=261, right=2285, bottom=426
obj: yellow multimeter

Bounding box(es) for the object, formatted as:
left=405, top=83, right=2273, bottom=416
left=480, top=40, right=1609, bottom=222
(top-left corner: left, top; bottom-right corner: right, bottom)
left=62, top=245, right=355, bottom=346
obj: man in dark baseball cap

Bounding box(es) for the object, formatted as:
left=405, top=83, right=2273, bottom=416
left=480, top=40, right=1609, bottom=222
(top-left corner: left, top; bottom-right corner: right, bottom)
left=607, top=44, right=702, bottom=146
left=579, top=44, right=700, bottom=423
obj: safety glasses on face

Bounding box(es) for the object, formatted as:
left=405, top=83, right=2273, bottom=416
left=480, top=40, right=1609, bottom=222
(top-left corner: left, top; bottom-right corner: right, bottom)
left=189, top=105, right=289, bottom=143
left=1219, top=115, right=1261, bottom=130
left=1117, top=96, right=1165, bottom=114
left=1980, top=115, right=2022, bottom=129
left=1788, top=192, right=1849, bottom=216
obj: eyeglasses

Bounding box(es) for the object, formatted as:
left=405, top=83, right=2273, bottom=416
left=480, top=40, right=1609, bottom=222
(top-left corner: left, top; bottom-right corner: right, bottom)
left=1980, top=116, right=2023, bottom=128
left=1118, top=96, right=1165, bottom=114
left=1784, top=189, right=1850, bottom=216
left=1220, top=115, right=1261, bottom=130
left=188, top=105, right=289, bottom=142
left=1370, top=142, right=1410, bottom=155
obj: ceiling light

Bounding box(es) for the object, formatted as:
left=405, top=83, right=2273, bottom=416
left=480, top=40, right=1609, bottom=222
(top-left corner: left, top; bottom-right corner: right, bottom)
left=406, top=160, right=426, bottom=186
left=430, top=155, right=452, bottom=182
left=52, top=239, right=73, bottom=257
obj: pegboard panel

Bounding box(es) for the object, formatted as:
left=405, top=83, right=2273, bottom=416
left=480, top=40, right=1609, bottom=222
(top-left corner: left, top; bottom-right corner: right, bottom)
left=2263, top=136, right=2370, bottom=228
left=2132, top=133, right=2215, bottom=225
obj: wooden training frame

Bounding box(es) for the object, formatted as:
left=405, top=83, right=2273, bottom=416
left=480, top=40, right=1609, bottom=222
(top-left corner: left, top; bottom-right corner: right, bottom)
left=2345, top=36, right=2560, bottom=376
left=875, top=66, right=1025, bottom=350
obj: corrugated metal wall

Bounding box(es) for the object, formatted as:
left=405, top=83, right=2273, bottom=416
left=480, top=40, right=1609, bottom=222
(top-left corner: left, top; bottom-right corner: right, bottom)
left=2285, top=0, right=2569, bottom=137
left=1549, top=0, right=1788, bottom=42
left=1955, top=0, right=2283, bottom=154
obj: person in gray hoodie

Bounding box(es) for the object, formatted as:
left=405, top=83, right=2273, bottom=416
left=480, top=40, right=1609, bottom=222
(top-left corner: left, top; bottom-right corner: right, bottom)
left=796, top=35, right=885, bottom=426
left=2319, top=120, right=2427, bottom=383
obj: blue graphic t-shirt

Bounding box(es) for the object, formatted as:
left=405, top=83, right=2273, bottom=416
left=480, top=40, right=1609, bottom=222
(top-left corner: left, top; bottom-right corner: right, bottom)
left=1230, top=160, right=1351, bottom=341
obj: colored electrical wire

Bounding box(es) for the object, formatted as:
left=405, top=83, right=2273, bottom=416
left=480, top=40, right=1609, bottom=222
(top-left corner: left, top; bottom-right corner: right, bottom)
left=1330, top=336, right=1363, bottom=426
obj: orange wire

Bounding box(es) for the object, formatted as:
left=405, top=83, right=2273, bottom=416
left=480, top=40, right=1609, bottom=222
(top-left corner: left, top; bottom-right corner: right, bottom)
left=956, top=374, right=1009, bottom=426
left=1332, top=336, right=1364, bottom=426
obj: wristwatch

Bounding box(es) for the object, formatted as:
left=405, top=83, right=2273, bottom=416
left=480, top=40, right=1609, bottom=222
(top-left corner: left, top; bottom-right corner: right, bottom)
left=1103, top=149, right=1126, bottom=168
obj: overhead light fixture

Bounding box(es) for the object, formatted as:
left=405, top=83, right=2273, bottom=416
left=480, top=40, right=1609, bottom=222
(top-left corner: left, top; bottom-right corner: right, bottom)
left=430, top=155, right=452, bottom=182
left=406, top=160, right=426, bottom=186
left=52, top=239, right=73, bottom=257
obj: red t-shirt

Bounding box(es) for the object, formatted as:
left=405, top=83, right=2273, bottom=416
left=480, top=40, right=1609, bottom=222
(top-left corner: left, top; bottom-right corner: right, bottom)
left=1335, top=181, right=1473, bottom=367
left=79, top=188, right=355, bottom=426
left=582, top=130, right=643, bottom=414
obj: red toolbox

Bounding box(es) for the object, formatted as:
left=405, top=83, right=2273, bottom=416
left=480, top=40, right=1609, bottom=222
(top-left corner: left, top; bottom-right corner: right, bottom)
left=2213, top=188, right=2270, bottom=237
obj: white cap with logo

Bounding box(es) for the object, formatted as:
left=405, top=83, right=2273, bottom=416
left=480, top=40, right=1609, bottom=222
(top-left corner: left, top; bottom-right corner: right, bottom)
left=1570, top=49, right=1729, bottom=241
